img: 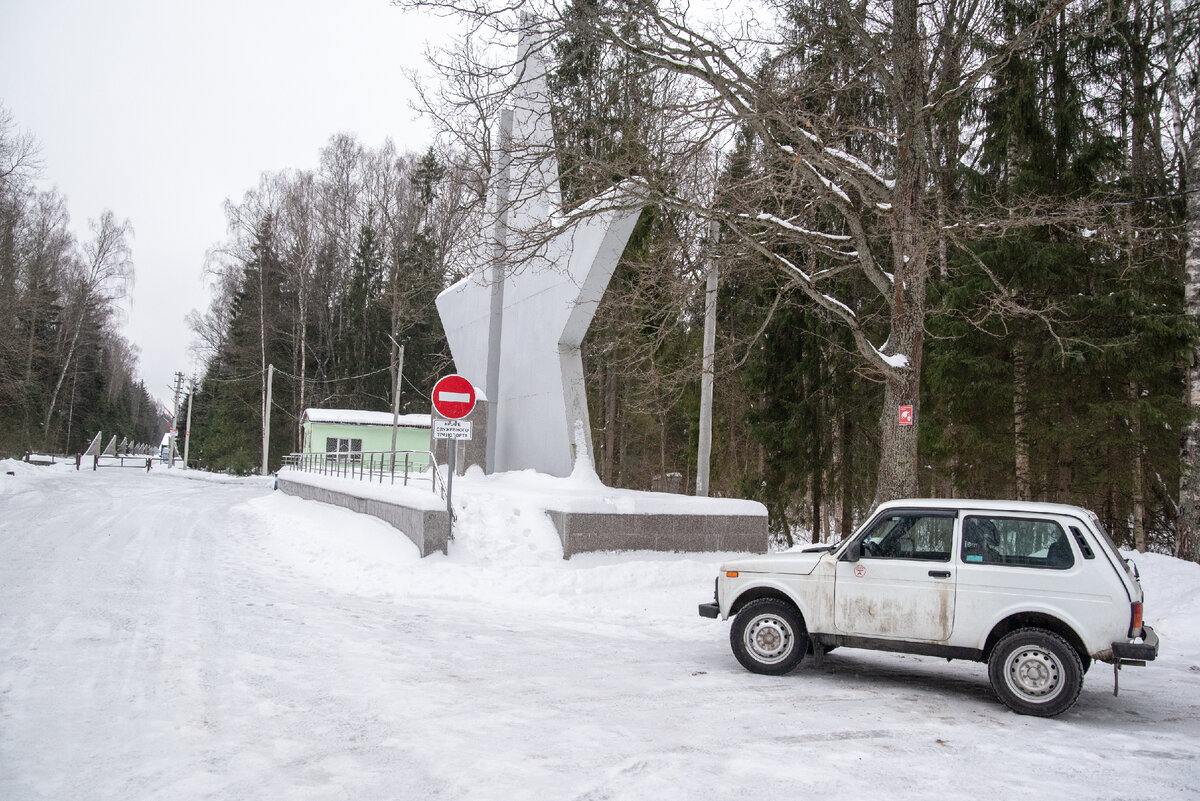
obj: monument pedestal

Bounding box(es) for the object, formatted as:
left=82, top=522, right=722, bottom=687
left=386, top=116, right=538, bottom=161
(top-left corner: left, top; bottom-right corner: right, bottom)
left=548, top=507, right=767, bottom=559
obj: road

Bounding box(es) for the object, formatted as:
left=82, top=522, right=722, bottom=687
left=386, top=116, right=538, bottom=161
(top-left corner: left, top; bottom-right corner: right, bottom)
left=1, top=466, right=1198, bottom=800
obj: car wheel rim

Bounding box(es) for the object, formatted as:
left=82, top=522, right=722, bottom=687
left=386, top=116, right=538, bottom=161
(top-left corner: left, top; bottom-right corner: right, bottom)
left=744, top=613, right=794, bottom=665
left=1003, top=646, right=1065, bottom=703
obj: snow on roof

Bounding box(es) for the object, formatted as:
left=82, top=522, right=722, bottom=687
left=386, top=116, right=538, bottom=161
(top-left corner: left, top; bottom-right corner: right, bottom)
left=302, top=409, right=432, bottom=428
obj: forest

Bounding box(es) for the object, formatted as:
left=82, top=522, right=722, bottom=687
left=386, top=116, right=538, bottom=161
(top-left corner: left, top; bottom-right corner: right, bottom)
left=9, top=0, right=1196, bottom=559
left=0, top=106, right=163, bottom=459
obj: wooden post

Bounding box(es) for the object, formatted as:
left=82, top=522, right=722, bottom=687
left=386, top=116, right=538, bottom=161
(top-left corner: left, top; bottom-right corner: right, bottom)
left=696, top=219, right=719, bottom=497
left=262, top=364, right=274, bottom=476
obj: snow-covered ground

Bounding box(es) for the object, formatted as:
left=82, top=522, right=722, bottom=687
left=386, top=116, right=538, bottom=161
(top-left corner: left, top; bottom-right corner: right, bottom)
left=1, top=461, right=1198, bottom=800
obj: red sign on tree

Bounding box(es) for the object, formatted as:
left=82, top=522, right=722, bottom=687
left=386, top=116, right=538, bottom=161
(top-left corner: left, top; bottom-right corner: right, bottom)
left=432, top=374, right=477, bottom=420
left=898, top=405, right=914, bottom=426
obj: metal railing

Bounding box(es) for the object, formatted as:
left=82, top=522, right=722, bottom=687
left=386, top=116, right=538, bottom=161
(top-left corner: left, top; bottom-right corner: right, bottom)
left=77, top=453, right=153, bottom=471
left=280, top=449, right=446, bottom=499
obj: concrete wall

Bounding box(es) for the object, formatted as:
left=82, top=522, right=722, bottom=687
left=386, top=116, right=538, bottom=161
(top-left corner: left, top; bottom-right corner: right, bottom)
left=548, top=510, right=768, bottom=559
left=276, top=476, right=448, bottom=557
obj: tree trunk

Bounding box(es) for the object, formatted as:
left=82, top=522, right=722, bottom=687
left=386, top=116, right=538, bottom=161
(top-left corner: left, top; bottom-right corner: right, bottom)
left=839, top=408, right=854, bottom=537
left=1177, top=142, right=1200, bottom=562
left=811, top=464, right=823, bottom=544
left=64, top=360, right=78, bottom=455
left=810, top=374, right=824, bottom=542
left=1013, top=346, right=1032, bottom=501
left=1056, top=400, right=1074, bottom=502
left=873, top=0, right=928, bottom=505
left=41, top=305, right=86, bottom=451
left=1131, top=381, right=1147, bottom=552
left=603, top=366, right=617, bottom=485
left=875, top=364, right=921, bottom=503
left=1161, top=0, right=1187, bottom=187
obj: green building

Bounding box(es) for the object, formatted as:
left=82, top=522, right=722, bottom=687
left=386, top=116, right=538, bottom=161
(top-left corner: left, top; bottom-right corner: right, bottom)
left=299, top=409, right=432, bottom=470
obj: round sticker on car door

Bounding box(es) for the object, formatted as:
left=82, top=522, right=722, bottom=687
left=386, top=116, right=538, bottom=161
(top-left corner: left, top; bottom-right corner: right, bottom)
left=854, top=564, right=867, bottom=578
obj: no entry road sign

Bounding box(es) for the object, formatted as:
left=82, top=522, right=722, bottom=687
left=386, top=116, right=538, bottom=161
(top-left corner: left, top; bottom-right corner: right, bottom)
left=432, top=374, right=477, bottom=420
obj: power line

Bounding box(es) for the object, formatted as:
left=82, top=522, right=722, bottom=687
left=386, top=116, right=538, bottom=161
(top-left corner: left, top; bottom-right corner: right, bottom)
left=403, top=373, right=432, bottom=402
left=1109, top=186, right=1200, bottom=206
left=273, top=364, right=394, bottom=384
left=200, top=368, right=266, bottom=384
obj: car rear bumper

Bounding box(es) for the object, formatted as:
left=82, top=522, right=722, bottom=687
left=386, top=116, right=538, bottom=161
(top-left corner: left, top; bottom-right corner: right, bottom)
left=1112, top=624, right=1159, bottom=662
left=698, top=602, right=720, bottom=619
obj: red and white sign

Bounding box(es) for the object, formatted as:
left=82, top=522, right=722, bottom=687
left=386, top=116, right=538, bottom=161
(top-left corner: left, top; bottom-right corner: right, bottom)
left=898, top=405, right=914, bottom=426
left=853, top=564, right=867, bottom=578
left=432, top=374, right=477, bottom=420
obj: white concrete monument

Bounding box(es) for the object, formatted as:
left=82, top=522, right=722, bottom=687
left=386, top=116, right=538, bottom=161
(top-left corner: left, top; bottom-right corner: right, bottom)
left=436, top=33, right=644, bottom=477
left=313, top=30, right=767, bottom=559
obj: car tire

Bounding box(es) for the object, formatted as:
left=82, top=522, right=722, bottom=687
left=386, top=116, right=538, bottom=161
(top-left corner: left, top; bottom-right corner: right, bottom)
left=988, top=628, right=1083, bottom=717
left=730, top=598, right=807, bottom=675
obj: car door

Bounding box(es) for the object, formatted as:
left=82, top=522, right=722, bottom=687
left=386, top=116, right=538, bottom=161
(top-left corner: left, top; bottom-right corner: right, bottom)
left=834, top=510, right=958, bottom=642
left=954, top=513, right=1107, bottom=647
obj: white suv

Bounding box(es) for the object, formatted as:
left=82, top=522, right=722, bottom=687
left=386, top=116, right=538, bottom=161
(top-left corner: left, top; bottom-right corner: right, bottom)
left=699, top=498, right=1159, bottom=716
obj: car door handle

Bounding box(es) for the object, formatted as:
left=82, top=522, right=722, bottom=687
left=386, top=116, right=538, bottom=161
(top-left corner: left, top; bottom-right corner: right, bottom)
left=928, top=570, right=952, bottom=578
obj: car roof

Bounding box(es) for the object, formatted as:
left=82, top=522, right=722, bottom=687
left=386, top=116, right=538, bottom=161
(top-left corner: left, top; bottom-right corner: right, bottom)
left=876, top=497, right=1094, bottom=518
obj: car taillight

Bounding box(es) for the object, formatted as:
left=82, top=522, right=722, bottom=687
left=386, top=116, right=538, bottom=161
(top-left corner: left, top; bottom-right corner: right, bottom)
left=1130, top=602, right=1143, bottom=637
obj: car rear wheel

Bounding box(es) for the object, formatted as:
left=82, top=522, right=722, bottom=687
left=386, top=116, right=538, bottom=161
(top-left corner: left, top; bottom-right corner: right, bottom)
left=988, top=628, right=1083, bottom=717
left=730, top=598, right=806, bottom=675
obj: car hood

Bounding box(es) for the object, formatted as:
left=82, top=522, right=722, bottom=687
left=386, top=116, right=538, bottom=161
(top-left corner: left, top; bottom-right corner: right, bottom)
left=722, top=551, right=827, bottom=576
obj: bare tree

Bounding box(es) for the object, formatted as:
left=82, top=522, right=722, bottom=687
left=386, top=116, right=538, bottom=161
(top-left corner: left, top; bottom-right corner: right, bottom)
left=0, top=104, right=41, bottom=189
left=398, top=0, right=1080, bottom=502
left=41, top=210, right=133, bottom=449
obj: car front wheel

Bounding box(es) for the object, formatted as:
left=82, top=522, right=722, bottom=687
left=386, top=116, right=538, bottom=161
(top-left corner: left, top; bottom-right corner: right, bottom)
left=730, top=598, right=807, bottom=675
left=988, top=628, right=1083, bottom=717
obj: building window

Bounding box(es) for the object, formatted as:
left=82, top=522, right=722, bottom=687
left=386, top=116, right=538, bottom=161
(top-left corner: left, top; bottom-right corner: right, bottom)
left=325, top=437, right=363, bottom=462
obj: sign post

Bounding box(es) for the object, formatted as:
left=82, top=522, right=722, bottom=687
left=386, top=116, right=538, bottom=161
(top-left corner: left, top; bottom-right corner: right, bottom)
left=431, top=375, right=477, bottom=543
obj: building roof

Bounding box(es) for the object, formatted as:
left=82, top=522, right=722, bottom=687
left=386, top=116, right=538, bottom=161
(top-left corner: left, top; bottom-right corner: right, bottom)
left=301, top=409, right=432, bottom=428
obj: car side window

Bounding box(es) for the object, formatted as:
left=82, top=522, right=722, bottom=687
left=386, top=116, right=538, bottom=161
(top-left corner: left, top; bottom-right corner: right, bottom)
left=961, top=516, right=1074, bottom=569
left=859, top=514, right=953, bottom=562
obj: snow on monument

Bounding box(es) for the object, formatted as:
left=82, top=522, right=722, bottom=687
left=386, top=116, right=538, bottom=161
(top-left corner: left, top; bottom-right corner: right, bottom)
left=435, top=31, right=644, bottom=478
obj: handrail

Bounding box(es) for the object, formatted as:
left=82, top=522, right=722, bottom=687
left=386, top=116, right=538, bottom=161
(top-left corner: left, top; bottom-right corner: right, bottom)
left=280, top=449, right=447, bottom=499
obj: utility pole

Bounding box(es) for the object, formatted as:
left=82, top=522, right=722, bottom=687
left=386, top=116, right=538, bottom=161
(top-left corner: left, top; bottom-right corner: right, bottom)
left=696, top=219, right=720, bottom=497
left=183, top=378, right=196, bottom=469
left=170, top=371, right=184, bottom=468
left=389, top=341, right=406, bottom=471
left=261, top=363, right=274, bottom=476
left=485, top=108, right=513, bottom=474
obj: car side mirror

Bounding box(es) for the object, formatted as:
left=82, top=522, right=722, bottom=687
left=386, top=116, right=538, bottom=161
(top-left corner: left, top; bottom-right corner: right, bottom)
left=844, top=541, right=862, bottom=562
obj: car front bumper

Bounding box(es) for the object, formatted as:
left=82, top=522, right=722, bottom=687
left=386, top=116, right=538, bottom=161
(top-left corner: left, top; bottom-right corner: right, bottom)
left=698, top=602, right=720, bottom=619
left=1112, top=624, right=1159, bottom=662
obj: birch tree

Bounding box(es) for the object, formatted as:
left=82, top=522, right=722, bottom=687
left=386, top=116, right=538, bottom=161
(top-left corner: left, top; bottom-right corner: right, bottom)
left=1179, top=144, right=1200, bottom=561
left=41, top=211, right=132, bottom=450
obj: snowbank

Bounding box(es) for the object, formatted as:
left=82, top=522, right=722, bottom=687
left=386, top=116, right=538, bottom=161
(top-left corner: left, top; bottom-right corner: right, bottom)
left=0, top=457, right=75, bottom=498
left=1123, top=550, right=1200, bottom=644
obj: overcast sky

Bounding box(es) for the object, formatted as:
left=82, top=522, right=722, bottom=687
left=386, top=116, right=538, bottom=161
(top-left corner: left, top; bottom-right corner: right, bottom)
left=0, top=0, right=449, bottom=407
